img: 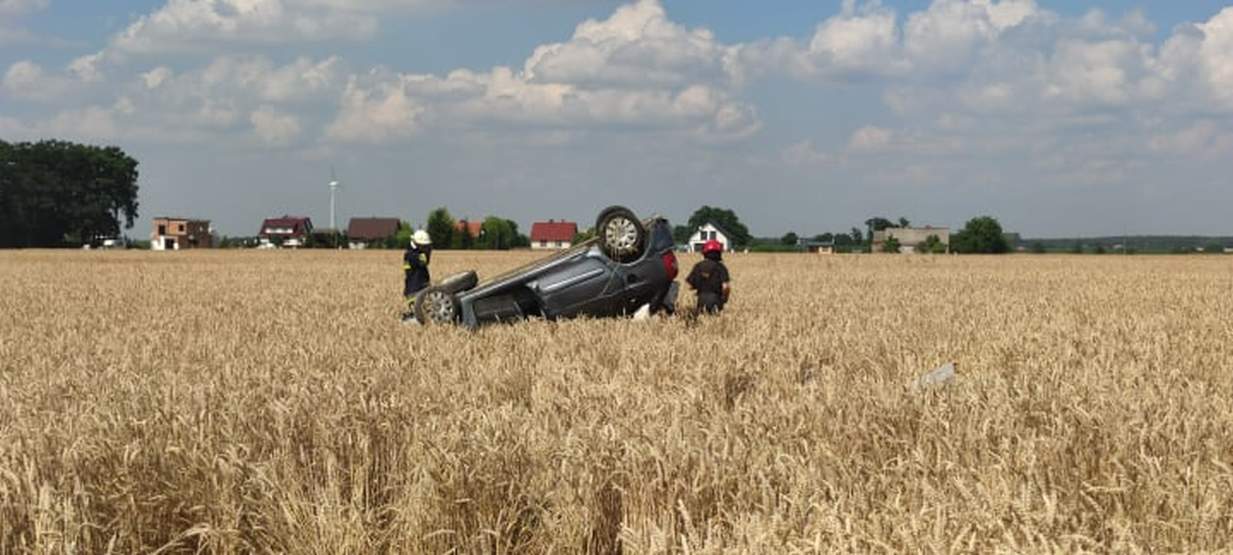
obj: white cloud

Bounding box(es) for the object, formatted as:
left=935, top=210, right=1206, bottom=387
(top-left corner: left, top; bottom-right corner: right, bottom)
left=3, top=60, right=71, bottom=100
left=1149, top=121, right=1233, bottom=159
left=324, top=0, right=758, bottom=143
left=69, top=52, right=105, bottom=83
left=903, top=0, right=1039, bottom=71
left=251, top=106, right=302, bottom=145
left=1196, top=8, right=1233, bottom=108
left=0, top=0, right=47, bottom=15
left=110, top=0, right=379, bottom=54
left=524, top=0, right=735, bottom=87
left=326, top=74, right=424, bottom=143
left=142, top=66, right=173, bottom=89
left=848, top=125, right=894, bottom=151
left=0, top=0, right=47, bottom=44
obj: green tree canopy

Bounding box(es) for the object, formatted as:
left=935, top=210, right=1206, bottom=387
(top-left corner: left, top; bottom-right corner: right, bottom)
left=478, top=216, right=515, bottom=250
left=687, top=206, right=751, bottom=247
left=1, top=140, right=140, bottom=248
left=916, top=234, right=945, bottom=254
left=672, top=225, right=692, bottom=244
left=881, top=236, right=901, bottom=253
left=952, top=216, right=1010, bottom=254
left=781, top=232, right=799, bottom=246
left=425, top=207, right=455, bottom=248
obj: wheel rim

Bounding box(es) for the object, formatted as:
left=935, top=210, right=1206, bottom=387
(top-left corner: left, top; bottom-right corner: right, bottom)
left=423, top=290, right=456, bottom=323
left=604, top=216, right=639, bottom=254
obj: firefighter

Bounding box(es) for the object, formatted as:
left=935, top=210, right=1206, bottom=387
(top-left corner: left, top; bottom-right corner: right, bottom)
left=402, top=230, right=433, bottom=322
left=686, top=239, right=731, bottom=314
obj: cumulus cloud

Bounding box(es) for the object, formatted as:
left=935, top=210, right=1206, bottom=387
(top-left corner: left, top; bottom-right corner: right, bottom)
left=0, top=0, right=47, bottom=44
left=110, top=0, right=379, bottom=54
left=251, top=106, right=302, bottom=145
left=324, top=0, right=759, bottom=143
left=326, top=74, right=424, bottom=143
left=3, top=60, right=70, bottom=100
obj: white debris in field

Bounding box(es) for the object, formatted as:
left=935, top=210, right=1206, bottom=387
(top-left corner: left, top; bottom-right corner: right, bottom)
left=633, top=304, right=652, bottom=321
left=913, top=362, right=956, bottom=389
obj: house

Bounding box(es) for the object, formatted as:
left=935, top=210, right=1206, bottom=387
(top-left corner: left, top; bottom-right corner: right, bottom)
left=455, top=219, right=484, bottom=240
left=805, top=241, right=836, bottom=254
left=151, top=217, right=212, bottom=250
left=347, top=217, right=401, bottom=249
left=530, top=220, right=578, bottom=250
left=872, top=226, right=950, bottom=254
left=259, top=216, right=313, bottom=248
left=688, top=222, right=733, bottom=253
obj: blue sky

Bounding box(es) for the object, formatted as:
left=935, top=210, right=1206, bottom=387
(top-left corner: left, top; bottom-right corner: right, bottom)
left=3, top=1, right=1233, bottom=237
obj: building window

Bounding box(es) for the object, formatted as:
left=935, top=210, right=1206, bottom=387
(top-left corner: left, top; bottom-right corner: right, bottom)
left=158, top=224, right=166, bottom=235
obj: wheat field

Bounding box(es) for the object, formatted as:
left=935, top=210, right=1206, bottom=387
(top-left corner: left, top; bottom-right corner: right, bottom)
left=1, top=250, right=1232, bottom=553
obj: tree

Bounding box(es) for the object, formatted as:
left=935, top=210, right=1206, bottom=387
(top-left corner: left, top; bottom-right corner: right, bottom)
left=898, top=217, right=911, bottom=228
left=813, top=232, right=834, bottom=243
left=781, top=232, right=799, bottom=246
left=1094, top=244, right=1106, bottom=255
left=574, top=227, right=596, bottom=244
left=455, top=219, right=476, bottom=250
left=478, top=217, right=515, bottom=250
left=951, top=216, right=1009, bottom=254
left=672, top=225, right=692, bottom=244
left=506, top=220, right=530, bottom=248
left=687, top=206, right=751, bottom=247
left=425, top=208, right=455, bottom=249
left=1030, top=242, right=1046, bottom=254
left=1069, top=242, right=1083, bottom=254
left=849, top=227, right=864, bottom=246
left=881, top=236, right=901, bottom=253
left=1204, top=243, right=1226, bottom=254
left=1, top=140, right=141, bottom=248
left=916, top=234, right=945, bottom=254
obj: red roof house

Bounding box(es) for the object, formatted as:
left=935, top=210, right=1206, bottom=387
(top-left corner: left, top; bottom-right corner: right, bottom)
left=530, top=220, right=578, bottom=250
left=455, top=219, right=484, bottom=239
left=348, top=217, right=401, bottom=243
left=259, top=216, right=313, bottom=247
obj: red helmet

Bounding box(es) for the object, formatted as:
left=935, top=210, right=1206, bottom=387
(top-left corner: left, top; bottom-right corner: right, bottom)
left=702, top=239, right=723, bottom=255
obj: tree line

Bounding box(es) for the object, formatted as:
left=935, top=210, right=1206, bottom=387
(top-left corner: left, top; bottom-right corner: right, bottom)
left=0, top=140, right=140, bottom=248
left=424, top=207, right=530, bottom=250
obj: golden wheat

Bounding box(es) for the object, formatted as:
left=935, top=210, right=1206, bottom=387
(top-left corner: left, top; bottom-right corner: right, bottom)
left=2, top=250, right=1232, bottom=553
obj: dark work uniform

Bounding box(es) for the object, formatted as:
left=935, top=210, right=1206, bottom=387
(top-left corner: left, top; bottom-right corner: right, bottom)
left=686, top=256, right=730, bottom=314
left=403, top=245, right=432, bottom=305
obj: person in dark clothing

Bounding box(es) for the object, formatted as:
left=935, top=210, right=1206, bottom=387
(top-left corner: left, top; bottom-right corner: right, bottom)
left=686, top=239, right=731, bottom=314
left=402, top=229, right=433, bottom=322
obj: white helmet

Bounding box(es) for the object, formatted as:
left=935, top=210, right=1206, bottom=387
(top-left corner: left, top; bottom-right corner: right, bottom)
left=412, top=229, right=432, bottom=246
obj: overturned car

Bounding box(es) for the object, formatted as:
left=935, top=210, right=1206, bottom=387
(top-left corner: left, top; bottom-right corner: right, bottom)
left=413, top=206, right=680, bottom=328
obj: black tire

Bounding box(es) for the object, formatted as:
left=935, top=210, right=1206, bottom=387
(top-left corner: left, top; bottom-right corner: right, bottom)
left=595, top=206, right=646, bottom=263
left=414, top=286, right=460, bottom=325
left=439, top=270, right=479, bottom=294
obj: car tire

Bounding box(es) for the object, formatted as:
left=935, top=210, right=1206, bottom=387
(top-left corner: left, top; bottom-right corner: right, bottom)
left=596, top=206, right=646, bottom=263
left=439, top=270, right=479, bottom=294
left=414, top=286, right=460, bottom=325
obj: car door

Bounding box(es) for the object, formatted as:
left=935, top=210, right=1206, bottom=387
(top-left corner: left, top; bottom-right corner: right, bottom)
left=533, top=256, right=616, bottom=318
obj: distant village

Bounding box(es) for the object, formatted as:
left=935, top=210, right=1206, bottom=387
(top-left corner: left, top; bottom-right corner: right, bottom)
left=146, top=212, right=967, bottom=255
left=143, top=213, right=1233, bottom=256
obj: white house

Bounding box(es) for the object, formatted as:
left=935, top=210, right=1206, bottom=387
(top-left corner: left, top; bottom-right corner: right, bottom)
left=688, top=222, right=733, bottom=253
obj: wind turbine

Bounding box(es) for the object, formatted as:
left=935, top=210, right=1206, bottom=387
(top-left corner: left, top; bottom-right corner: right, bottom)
left=328, top=167, right=342, bottom=231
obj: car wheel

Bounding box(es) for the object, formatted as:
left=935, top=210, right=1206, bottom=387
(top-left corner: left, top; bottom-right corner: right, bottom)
left=596, top=206, right=646, bottom=263
left=414, top=286, right=460, bottom=325
left=439, top=270, right=479, bottom=294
